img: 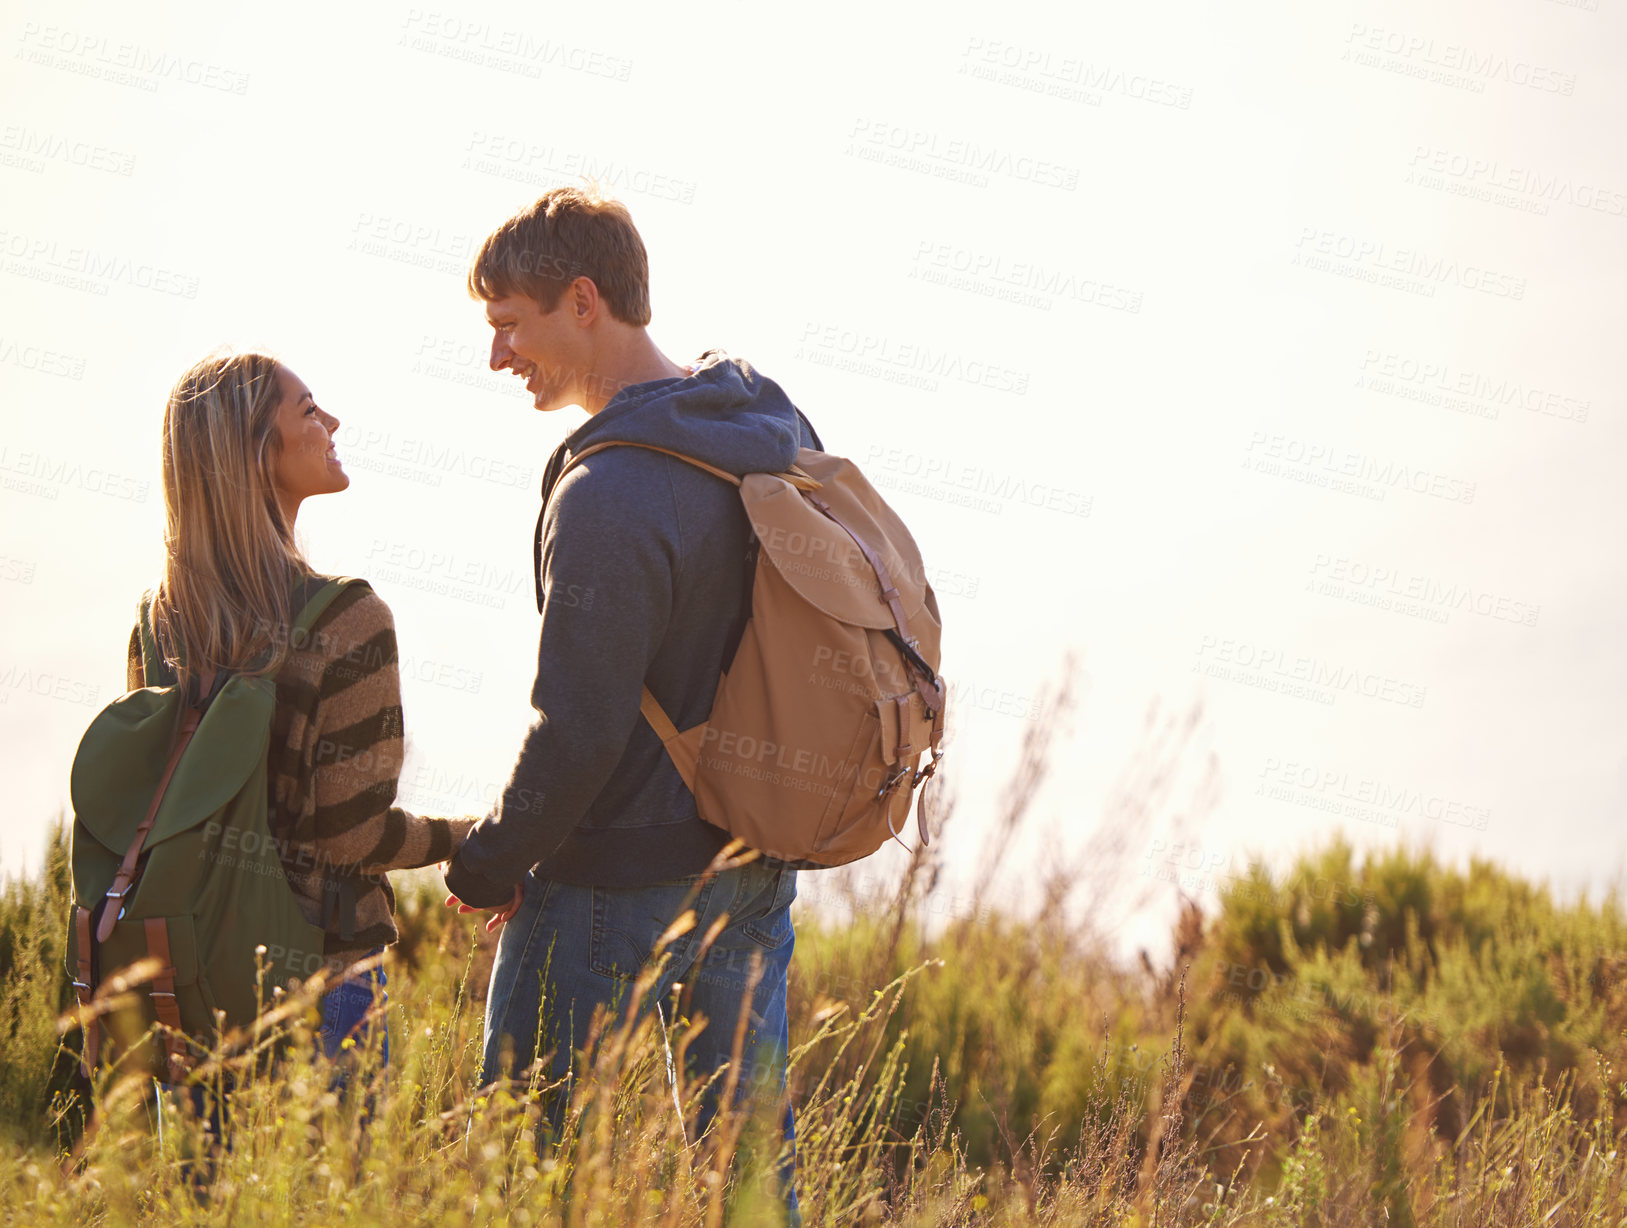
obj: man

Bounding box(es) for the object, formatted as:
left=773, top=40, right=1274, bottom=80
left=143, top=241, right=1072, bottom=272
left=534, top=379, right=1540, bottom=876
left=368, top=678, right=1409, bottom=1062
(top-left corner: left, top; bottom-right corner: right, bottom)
left=442, top=185, right=817, bottom=1219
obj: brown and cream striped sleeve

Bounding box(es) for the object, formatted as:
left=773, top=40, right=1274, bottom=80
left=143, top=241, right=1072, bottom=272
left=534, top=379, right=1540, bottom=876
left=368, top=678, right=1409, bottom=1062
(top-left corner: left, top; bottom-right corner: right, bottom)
left=305, top=586, right=475, bottom=875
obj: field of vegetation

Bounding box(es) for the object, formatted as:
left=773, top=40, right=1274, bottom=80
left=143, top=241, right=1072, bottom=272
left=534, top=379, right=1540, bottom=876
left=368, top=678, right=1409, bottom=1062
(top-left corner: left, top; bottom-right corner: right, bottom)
left=4, top=699, right=1627, bottom=1225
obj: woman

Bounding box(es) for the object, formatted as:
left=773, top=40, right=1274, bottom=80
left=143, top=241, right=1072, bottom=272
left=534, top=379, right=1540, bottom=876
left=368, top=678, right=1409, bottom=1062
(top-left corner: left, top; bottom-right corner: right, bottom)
left=132, top=349, right=474, bottom=1069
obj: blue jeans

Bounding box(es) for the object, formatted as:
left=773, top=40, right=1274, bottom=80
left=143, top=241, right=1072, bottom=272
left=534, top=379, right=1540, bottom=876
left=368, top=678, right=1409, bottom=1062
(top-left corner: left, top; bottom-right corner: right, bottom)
left=321, top=954, right=389, bottom=1065
left=481, top=859, right=800, bottom=1222
left=156, top=950, right=389, bottom=1162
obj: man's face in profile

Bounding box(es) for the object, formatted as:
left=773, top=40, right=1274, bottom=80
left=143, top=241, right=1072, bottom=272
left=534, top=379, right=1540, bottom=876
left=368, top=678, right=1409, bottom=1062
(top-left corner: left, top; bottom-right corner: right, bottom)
left=483, top=289, right=587, bottom=413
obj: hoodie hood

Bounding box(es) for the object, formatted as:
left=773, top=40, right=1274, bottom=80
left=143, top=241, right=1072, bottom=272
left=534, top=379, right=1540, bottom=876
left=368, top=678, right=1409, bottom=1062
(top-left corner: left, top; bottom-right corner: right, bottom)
left=561, top=350, right=808, bottom=478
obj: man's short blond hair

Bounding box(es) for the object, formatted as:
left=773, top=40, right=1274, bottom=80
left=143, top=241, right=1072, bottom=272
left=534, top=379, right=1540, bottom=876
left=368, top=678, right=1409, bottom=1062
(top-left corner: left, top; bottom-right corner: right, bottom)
left=467, top=185, right=651, bottom=325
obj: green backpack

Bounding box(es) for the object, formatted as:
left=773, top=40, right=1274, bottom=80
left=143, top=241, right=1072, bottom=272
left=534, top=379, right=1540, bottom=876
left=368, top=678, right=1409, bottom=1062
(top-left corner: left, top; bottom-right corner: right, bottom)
left=67, top=579, right=354, bottom=1083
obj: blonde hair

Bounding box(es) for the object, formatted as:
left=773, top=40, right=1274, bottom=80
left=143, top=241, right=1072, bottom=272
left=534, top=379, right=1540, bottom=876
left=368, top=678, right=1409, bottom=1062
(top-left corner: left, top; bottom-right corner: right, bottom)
left=467, top=184, right=652, bottom=325
left=150, top=350, right=309, bottom=690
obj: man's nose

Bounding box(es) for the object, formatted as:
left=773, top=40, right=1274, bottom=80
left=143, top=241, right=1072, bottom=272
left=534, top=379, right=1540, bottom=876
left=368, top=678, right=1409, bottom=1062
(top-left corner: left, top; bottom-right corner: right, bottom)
left=490, top=334, right=512, bottom=372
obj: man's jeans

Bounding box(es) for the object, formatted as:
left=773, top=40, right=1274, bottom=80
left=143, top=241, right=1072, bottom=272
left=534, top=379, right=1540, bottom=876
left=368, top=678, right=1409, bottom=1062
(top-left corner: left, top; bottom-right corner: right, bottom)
left=481, top=858, right=799, bottom=1219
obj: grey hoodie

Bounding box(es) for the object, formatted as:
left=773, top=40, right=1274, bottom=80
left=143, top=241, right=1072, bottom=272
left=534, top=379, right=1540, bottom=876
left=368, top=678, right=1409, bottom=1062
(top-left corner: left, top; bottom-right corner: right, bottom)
left=444, top=352, right=823, bottom=906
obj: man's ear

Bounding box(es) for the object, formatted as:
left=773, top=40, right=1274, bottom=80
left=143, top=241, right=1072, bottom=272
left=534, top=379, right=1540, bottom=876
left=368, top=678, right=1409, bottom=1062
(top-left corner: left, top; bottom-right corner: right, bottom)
left=569, top=276, right=600, bottom=325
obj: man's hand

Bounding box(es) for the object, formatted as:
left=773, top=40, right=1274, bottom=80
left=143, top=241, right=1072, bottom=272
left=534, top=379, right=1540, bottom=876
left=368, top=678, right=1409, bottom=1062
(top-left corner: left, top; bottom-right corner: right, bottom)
left=442, top=868, right=523, bottom=933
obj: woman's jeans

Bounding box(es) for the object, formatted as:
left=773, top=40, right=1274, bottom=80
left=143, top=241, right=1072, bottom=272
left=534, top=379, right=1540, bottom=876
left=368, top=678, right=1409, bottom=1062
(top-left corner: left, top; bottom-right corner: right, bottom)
left=157, top=948, right=389, bottom=1145
left=481, top=859, right=800, bottom=1221
left=320, top=953, right=390, bottom=1070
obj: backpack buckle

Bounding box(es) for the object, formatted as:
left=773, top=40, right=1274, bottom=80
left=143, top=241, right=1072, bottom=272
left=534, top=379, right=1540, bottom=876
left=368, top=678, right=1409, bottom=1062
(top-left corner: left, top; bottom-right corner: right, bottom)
left=875, top=766, right=909, bottom=800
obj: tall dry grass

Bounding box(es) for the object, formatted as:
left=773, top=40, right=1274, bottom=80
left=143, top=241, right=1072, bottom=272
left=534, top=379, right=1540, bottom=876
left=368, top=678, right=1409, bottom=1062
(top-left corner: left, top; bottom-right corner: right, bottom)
left=2, top=659, right=1626, bottom=1224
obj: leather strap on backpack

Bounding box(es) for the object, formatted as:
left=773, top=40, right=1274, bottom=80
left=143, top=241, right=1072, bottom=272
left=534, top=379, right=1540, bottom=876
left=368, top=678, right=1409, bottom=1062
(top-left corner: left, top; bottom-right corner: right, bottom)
left=639, top=687, right=696, bottom=793
left=72, top=906, right=98, bottom=1078
left=552, top=440, right=824, bottom=495
left=144, top=918, right=192, bottom=1083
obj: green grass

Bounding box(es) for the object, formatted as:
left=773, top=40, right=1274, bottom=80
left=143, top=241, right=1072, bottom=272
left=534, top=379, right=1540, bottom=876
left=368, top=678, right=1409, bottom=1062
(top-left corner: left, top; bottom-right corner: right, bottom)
left=7, top=761, right=1627, bottom=1226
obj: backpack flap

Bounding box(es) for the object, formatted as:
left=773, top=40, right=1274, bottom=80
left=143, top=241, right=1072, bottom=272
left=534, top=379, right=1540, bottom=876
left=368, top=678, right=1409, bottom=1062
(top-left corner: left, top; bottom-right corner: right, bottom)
left=70, top=674, right=276, bottom=855
left=742, top=467, right=931, bottom=632
left=69, top=686, right=186, bottom=871
left=143, top=675, right=276, bottom=845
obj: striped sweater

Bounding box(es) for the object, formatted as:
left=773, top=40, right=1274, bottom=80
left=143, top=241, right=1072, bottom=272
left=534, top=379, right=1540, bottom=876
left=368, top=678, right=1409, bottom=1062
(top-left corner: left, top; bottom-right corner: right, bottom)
left=127, top=577, right=475, bottom=970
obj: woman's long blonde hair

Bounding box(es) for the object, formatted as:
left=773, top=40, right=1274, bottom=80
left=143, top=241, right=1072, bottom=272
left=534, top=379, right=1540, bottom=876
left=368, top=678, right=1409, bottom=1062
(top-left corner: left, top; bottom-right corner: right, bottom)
left=150, top=351, right=310, bottom=690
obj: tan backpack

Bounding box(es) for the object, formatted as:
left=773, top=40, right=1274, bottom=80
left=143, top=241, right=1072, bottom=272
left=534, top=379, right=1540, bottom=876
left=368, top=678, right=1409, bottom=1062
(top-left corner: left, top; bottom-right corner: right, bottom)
left=551, top=443, right=947, bottom=866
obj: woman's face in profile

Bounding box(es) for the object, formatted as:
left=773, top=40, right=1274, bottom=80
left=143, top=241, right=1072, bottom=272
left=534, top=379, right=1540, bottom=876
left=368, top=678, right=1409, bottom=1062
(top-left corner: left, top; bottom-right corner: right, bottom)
left=271, top=365, right=348, bottom=516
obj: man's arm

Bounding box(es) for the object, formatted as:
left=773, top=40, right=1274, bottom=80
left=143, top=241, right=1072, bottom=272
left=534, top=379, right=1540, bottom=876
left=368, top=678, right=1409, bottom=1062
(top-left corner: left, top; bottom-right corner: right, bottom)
left=445, top=456, right=676, bottom=906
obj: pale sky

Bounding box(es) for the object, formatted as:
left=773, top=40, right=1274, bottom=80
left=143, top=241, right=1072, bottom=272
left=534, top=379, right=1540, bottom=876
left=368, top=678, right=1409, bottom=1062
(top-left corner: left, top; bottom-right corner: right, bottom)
left=3, top=0, right=1623, bottom=962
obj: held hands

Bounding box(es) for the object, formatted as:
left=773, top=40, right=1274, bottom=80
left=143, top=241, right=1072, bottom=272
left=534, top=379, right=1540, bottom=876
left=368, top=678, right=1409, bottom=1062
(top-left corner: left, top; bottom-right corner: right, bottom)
left=442, top=867, right=523, bottom=933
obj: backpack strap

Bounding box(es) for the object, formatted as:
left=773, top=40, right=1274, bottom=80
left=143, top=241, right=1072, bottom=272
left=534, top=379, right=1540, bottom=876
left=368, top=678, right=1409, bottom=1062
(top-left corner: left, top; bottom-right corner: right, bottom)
left=137, top=595, right=176, bottom=689
left=143, top=918, right=192, bottom=1082
left=544, top=441, right=822, bottom=760
left=561, top=440, right=742, bottom=488
left=136, top=576, right=356, bottom=690
left=291, top=576, right=361, bottom=640
left=72, top=906, right=98, bottom=1077
left=639, top=687, right=695, bottom=793
left=554, top=440, right=824, bottom=493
